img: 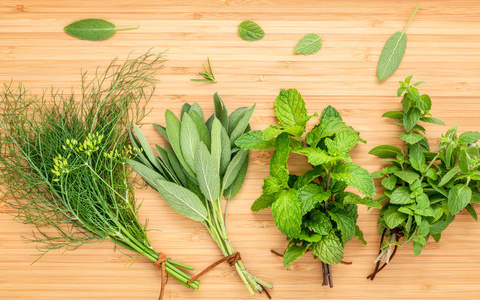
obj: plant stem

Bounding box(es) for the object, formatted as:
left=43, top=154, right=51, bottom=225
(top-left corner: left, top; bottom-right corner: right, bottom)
left=116, top=26, right=139, bottom=31
left=402, top=3, right=420, bottom=33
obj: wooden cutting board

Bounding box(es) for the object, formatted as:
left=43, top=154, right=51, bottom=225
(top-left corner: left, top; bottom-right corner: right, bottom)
left=1, top=0, right=480, bottom=299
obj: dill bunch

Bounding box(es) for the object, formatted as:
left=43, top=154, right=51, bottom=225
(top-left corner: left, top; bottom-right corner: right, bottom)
left=0, top=52, right=199, bottom=295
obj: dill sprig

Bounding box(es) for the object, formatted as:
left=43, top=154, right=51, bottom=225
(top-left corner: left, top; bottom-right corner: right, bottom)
left=190, top=57, right=217, bottom=83
left=0, top=52, right=199, bottom=291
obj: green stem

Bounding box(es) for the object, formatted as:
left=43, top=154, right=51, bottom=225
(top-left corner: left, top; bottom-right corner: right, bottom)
left=116, top=26, right=139, bottom=31
left=402, top=3, right=420, bottom=33
left=420, top=153, right=440, bottom=182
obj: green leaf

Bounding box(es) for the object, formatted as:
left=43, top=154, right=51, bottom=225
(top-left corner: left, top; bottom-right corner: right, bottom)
left=383, top=206, right=408, bottom=229
left=283, top=241, right=309, bottom=269
left=294, top=33, right=322, bottom=55
left=298, top=184, right=331, bottom=214
left=420, top=117, right=445, bottom=126
left=377, top=32, right=407, bottom=81
left=270, top=133, right=290, bottom=181
left=407, top=87, right=421, bottom=103
left=295, top=147, right=334, bottom=166
left=331, top=162, right=375, bottom=196
left=327, top=209, right=356, bottom=243
left=274, top=88, right=309, bottom=128
left=458, top=131, right=480, bottom=144
left=189, top=103, right=205, bottom=120
left=399, top=132, right=424, bottom=145
left=382, top=110, right=404, bottom=119
left=310, top=230, right=344, bottom=265
left=127, top=159, right=165, bottom=191
left=466, top=204, right=477, bottom=221
left=219, top=125, right=231, bottom=176
left=131, top=124, right=163, bottom=171
left=213, top=92, right=229, bottom=131
left=325, top=130, right=359, bottom=156
left=394, top=170, right=419, bottom=184
left=64, top=19, right=138, bottom=41
left=390, top=186, right=414, bottom=204
left=320, top=106, right=342, bottom=121
left=306, top=210, right=332, bottom=235
left=341, top=193, right=382, bottom=209
left=293, top=168, right=324, bottom=189
left=355, top=226, right=367, bottom=245
left=223, top=149, right=248, bottom=190
left=448, top=184, right=472, bottom=214
left=381, top=175, right=397, bottom=190
left=210, top=118, right=222, bottom=173
left=235, top=130, right=276, bottom=150
left=438, top=166, right=460, bottom=187
left=409, top=144, right=426, bottom=172
left=403, top=108, right=422, bottom=132
left=189, top=110, right=211, bottom=150
left=155, top=180, right=208, bottom=222
left=429, top=220, right=450, bottom=235
left=271, top=189, right=302, bottom=238
left=262, top=176, right=286, bottom=195
left=417, top=94, right=432, bottom=111
left=238, top=20, right=265, bottom=41
left=369, top=144, right=402, bottom=158
left=164, top=145, right=188, bottom=186
left=224, top=153, right=249, bottom=199
left=180, top=113, right=201, bottom=171
left=412, top=241, right=424, bottom=256
left=251, top=193, right=276, bottom=211
left=165, top=109, right=195, bottom=177
left=229, top=104, right=255, bottom=146
left=416, top=193, right=430, bottom=210
left=194, top=143, right=221, bottom=202
left=228, top=107, right=249, bottom=135
left=305, top=118, right=351, bottom=147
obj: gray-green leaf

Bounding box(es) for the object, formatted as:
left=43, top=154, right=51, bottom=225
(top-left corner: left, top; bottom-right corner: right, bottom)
left=377, top=32, right=407, bottom=81
left=238, top=20, right=265, bottom=41
left=194, top=143, right=221, bottom=203
left=64, top=19, right=137, bottom=41
left=294, top=33, right=322, bottom=55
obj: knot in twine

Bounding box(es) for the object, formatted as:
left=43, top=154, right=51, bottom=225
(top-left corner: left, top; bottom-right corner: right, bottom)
left=154, top=252, right=168, bottom=300
left=187, top=252, right=241, bottom=285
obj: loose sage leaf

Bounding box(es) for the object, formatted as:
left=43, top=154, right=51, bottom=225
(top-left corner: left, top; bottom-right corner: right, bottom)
left=294, top=33, right=322, bottom=55
left=155, top=180, right=208, bottom=222
left=238, top=20, right=265, bottom=41
left=377, top=4, right=419, bottom=81
left=283, top=241, right=309, bottom=269
left=194, top=143, right=221, bottom=203
left=64, top=19, right=137, bottom=41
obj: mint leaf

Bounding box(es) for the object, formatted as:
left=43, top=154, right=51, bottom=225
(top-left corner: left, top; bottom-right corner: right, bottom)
left=274, top=89, right=309, bottom=128
left=251, top=194, right=276, bottom=211
left=307, top=210, right=332, bottom=235
left=262, top=176, right=286, bottom=195
left=295, top=147, right=335, bottom=166
left=238, top=20, right=264, bottom=41
left=394, top=170, right=419, bottom=184
left=381, top=175, right=397, bottom=190
left=325, top=130, right=359, bottom=156
left=409, top=144, right=426, bottom=172
left=369, top=144, right=402, bottom=158
left=305, top=118, right=351, bottom=147
left=417, top=94, right=432, bottom=111
left=383, top=206, right=408, bottom=229
left=283, top=241, right=309, bottom=269
left=327, top=209, right=356, bottom=243
left=270, top=133, right=290, bottom=182
left=341, top=192, right=382, bottom=209
left=294, top=33, right=322, bottom=55
left=298, top=184, right=330, bottom=214
left=235, top=130, right=276, bottom=150
left=403, top=108, right=422, bottom=132
left=420, top=117, right=445, bottom=126
left=458, top=131, right=480, bottom=144
left=438, top=166, right=460, bottom=187
left=271, top=189, right=302, bottom=237
left=382, top=110, right=404, bottom=119
left=355, top=226, right=367, bottom=245
left=293, top=168, right=323, bottom=189
left=390, top=186, right=414, bottom=204
left=331, top=162, right=375, bottom=196
left=310, top=230, right=344, bottom=265
left=448, top=184, right=472, bottom=214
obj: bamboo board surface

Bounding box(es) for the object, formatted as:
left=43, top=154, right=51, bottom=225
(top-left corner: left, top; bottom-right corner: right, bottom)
left=1, top=0, right=480, bottom=299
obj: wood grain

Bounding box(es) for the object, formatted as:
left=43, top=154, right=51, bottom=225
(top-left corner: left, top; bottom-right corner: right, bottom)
left=1, top=0, right=480, bottom=299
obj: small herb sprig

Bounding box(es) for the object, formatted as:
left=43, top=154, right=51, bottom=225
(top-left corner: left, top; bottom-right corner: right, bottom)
left=368, top=76, right=480, bottom=279
left=236, top=89, right=378, bottom=287
left=191, top=57, right=217, bottom=83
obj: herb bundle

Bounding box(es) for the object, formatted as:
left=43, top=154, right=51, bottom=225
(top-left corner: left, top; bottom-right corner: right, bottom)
left=0, top=52, right=199, bottom=297
left=236, top=89, right=378, bottom=287
left=128, top=93, right=273, bottom=296
left=368, top=76, right=480, bottom=279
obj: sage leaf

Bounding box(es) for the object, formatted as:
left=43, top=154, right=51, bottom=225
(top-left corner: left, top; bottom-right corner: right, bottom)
left=210, top=118, right=222, bottom=173
left=165, top=109, right=195, bottom=177
left=195, top=143, right=221, bottom=203
left=294, top=33, right=322, bottom=55
left=229, top=104, right=255, bottom=146
left=224, top=153, right=249, bottom=200
left=223, top=149, right=248, bottom=190
left=238, top=20, right=265, bottom=41
left=155, top=180, right=208, bottom=222
left=127, top=159, right=164, bottom=191
left=180, top=113, right=201, bottom=171
left=132, top=124, right=163, bottom=171
left=64, top=19, right=138, bottom=41
left=377, top=4, right=420, bottom=81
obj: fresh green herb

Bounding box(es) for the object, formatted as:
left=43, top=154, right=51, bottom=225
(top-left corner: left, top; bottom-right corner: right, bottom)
left=238, top=20, right=265, bottom=41
left=0, top=52, right=199, bottom=295
left=128, top=93, right=273, bottom=296
left=367, top=76, right=480, bottom=280
left=377, top=3, right=420, bottom=81
left=236, top=89, right=377, bottom=287
left=294, top=34, right=322, bottom=55
left=64, top=19, right=139, bottom=41
left=191, top=57, right=217, bottom=83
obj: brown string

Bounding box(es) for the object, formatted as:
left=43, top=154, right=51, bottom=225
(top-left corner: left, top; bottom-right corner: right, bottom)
left=187, top=252, right=241, bottom=285
left=259, top=283, right=272, bottom=299
left=153, top=252, right=168, bottom=300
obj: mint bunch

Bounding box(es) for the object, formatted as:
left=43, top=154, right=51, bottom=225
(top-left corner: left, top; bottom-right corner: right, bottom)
left=236, top=89, right=378, bottom=287
left=368, top=76, right=480, bottom=279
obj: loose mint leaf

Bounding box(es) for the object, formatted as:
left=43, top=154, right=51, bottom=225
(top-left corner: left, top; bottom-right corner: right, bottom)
left=448, top=184, right=472, bottom=214
left=298, top=184, right=331, bottom=214
left=369, top=144, right=402, bottom=158
left=328, top=209, right=356, bottom=243
left=382, top=110, right=404, bottom=119
left=390, top=186, right=414, bottom=204
left=420, top=117, right=445, bottom=126
left=295, top=147, right=335, bottom=166
left=64, top=19, right=138, bottom=41
left=458, top=131, right=480, bottom=144
left=355, top=226, right=367, bottom=245
left=283, top=241, right=309, bottom=269
left=409, top=144, right=426, bottom=172
left=394, top=170, right=419, bottom=184
left=325, top=130, right=359, bottom=156
left=383, top=206, right=408, bottom=229
left=294, top=33, right=322, bottom=55
left=331, top=162, right=375, bottom=196
left=381, top=176, right=397, bottom=190
left=399, top=132, right=424, bottom=145
left=271, top=189, right=302, bottom=237
left=235, top=130, right=276, bottom=150
left=307, top=210, right=332, bottom=235
left=238, top=20, right=265, bottom=41
left=262, top=176, right=286, bottom=195
left=274, top=89, right=309, bottom=128
left=270, top=133, right=290, bottom=182
left=311, top=230, right=344, bottom=265
left=403, top=108, right=422, bottom=132
left=251, top=194, right=276, bottom=211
